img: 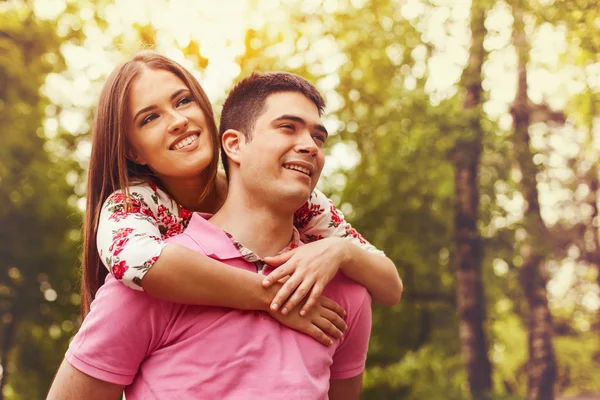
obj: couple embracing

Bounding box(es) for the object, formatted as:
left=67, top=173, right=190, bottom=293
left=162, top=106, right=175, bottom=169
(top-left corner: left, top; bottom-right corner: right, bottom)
left=48, top=52, right=402, bottom=399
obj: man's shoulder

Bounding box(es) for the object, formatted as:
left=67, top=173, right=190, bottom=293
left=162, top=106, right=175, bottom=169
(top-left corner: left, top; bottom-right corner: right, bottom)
left=326, top=272, right=369, bottom=295
left=164, top=230, right=203, bottom=249
left=166, top=213, right=243, bottom=262
left=327, top=272, right=372, bottom=378
left=95, top=275, right=152, bottom=303
left=87, top=275, right=160, bottom=325
left=322, top=273, right=370, bottom=314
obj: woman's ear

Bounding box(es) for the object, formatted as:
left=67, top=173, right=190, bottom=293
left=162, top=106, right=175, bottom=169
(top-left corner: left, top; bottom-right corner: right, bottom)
left=221, top=129, right=244, bottom=167
left=126, top=147, right=147, bottom=165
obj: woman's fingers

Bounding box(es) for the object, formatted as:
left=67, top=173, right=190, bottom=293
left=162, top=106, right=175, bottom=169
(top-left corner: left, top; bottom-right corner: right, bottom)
left=270, top=275, right=302, bottom=312
left=264, top=249, right=295, bottom=267
left=281, top=279, right=315, bottom=315
left=262, top=263, right=293, bottom=288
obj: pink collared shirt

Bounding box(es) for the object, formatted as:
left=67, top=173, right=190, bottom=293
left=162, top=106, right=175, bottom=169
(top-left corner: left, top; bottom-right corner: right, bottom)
left=67, top=213, right=372, bottom=399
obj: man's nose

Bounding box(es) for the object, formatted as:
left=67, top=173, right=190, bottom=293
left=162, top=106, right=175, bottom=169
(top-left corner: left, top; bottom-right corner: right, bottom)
left=296, top=132, right=318, bottom=157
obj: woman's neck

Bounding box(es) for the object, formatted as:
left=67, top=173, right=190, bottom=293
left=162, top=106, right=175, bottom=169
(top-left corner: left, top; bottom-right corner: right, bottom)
left=160, top=172, right=227, bottom=213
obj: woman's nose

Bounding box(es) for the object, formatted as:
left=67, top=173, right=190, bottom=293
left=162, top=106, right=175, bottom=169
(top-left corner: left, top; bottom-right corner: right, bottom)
left=167, top=111, right=189, bottom=133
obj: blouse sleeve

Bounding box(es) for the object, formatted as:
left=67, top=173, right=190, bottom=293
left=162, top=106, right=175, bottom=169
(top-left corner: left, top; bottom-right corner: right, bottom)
left=97, top=184, right=185, bottom=290
left=293, top=188, right=385, bottom=256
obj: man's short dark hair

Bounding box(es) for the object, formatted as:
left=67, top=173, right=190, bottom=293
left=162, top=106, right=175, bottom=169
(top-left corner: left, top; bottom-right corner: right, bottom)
left=219, top=71, right=326, bottom=176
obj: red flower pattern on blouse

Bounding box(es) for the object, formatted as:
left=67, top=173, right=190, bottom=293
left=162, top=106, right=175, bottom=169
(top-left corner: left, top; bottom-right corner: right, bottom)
left=329, top=201, right=343, bottom=228
left=344, top=225, right=367, bottom=244
left=179, top=206, right=193, bottom=228
left=107, top=193, right=154, bottom=223
left=157, top=205, right=183, bottom=239
left=147, top=256, right=159, bottom=265
left=141, top=256, right=160, bottom=271
left=110, top=192, right=125, bottom=205
left=304, top=233, right=325, bottom=243
left=112, top=260, right=129, bottom=281
left=109, top=228, right=134, bottom=256
left=293, top=202, right=325, bottom=230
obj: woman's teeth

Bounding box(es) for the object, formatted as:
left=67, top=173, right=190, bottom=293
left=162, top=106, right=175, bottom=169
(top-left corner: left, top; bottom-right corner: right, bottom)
left=173, top=134, right=198, bottom=150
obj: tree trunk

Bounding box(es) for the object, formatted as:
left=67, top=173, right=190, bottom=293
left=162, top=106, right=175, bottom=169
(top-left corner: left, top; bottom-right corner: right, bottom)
left=453, top=1, right=492, bottom=398
left=582, top=92, right=600, bottom=333
left=586, top=156, right=600, bottom=331
left=511, top=2, right=558, bottom=398
left=0, top=300, right=19, bottom=400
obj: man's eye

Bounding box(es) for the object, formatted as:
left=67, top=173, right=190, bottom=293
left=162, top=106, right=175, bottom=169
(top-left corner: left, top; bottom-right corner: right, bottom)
left=280, top=124, right=295, bottom=131
left=313, top=134, right=326, bottom=143
left=141, top=114, right=158, bottom=126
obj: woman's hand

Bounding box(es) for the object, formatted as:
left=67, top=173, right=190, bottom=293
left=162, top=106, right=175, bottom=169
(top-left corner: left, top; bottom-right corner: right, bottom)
left=268, top=295, right=347, bottom=346
left=263, top=237, right=349, bottom=316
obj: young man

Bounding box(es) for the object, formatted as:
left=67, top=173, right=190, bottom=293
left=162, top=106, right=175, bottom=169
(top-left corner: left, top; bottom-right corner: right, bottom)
left=48, top=72, right=373, bottom=399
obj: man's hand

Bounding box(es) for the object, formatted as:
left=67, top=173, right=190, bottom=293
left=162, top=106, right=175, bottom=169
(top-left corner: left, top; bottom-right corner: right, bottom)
left=268, top=295, right=347, bottom=346
left=263, top=237, right=348, bottom=316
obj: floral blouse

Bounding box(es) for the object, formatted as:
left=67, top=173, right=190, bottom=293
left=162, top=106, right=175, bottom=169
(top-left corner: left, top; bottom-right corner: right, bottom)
left=98, top=183, right=384, bottom=290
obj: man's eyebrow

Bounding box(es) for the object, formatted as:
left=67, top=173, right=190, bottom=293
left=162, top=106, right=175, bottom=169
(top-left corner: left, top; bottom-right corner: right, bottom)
left=273, top=114, right=328, bottom=137
left=133, top=88, right=190, bottom=123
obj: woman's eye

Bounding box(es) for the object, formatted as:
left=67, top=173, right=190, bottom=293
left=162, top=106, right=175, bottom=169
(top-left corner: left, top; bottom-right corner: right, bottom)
left=141, top=114, right=158, bottom=126
left=177, top=96, right=193, bottom=107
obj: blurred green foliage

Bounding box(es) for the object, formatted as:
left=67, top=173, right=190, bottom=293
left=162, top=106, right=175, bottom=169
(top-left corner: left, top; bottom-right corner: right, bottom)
left=0, top=4, right=82, bottom=400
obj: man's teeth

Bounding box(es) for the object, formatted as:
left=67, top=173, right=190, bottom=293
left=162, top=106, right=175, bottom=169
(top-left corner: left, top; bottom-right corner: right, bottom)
left=173, top=134, right=198, bottom=150
left=284, top=164, right=311, bottom=176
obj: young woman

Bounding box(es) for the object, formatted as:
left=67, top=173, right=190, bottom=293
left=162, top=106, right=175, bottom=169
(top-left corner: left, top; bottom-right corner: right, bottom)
left=83, top=51, right=402, bottom=344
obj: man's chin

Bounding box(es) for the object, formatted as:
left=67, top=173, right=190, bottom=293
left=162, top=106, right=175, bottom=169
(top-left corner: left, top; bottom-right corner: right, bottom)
left=278, top=188, right=313, bottom=207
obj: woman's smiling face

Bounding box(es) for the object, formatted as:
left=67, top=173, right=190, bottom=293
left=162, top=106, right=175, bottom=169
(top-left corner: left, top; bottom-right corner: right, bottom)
left=126, top=67, right=214, bottom=183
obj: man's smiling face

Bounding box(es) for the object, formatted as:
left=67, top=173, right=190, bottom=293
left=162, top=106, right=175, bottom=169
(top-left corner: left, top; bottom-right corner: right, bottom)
left=238, top=91, right=327, bottom=209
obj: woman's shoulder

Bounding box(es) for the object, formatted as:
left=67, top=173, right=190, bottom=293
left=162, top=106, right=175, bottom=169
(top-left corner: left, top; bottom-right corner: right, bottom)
left=103, top=181, right=175, bottom=210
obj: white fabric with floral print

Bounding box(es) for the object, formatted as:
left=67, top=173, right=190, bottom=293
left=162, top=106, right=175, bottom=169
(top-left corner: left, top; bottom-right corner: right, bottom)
left=97, top=182, right=384, bottom=290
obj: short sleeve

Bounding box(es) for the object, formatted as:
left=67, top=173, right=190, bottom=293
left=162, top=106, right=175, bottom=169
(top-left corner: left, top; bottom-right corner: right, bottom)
left=66, top=277, right=167, bottom=385
left=97, top=184, right=187, bottom=290
left=330, top=292, right=372, bottom=380
left=293, top=188, right=385, bottom=256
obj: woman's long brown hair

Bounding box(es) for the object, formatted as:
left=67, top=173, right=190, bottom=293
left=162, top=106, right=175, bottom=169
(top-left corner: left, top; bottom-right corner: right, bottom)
left=81, top=52, right=219, bottom=319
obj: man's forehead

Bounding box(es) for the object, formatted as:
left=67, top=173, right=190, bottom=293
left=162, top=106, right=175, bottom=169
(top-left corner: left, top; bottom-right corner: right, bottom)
left=261, top=91, right=321, bottom=119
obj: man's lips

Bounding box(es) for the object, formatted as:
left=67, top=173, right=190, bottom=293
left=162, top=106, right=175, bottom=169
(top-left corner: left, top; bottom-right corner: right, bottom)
left=282, top=161, right=315, bottom=176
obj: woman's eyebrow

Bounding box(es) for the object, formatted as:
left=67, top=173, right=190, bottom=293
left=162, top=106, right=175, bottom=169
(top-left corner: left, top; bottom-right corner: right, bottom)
left=133, top=88, right=190, bottom=122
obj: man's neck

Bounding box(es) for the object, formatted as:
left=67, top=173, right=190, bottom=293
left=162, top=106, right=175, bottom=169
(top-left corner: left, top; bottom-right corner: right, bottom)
left=210, top=184, right=296, bottom=258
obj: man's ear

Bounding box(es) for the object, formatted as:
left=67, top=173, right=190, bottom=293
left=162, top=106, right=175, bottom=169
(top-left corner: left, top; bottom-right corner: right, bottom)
left=221, top=129, right=245, bottom=166
left=126, top=147, right=147, bottom=166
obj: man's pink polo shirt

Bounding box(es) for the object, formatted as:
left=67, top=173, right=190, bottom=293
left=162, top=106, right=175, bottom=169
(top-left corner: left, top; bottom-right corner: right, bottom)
left=66, top=213, right=372, bottom=399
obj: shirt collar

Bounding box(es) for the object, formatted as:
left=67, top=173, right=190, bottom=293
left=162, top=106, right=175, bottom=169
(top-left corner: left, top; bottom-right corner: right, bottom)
left=185, top=213, right=301, bottom=262
left=224, top=228, right=301, bottom=264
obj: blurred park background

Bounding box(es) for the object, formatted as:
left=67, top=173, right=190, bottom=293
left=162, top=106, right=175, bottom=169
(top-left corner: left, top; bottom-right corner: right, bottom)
left=1, top=0, right=599, bottom=398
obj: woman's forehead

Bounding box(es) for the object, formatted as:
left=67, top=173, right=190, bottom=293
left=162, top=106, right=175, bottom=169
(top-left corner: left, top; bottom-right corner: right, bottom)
left=130, top=68, right=188, bottom=104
